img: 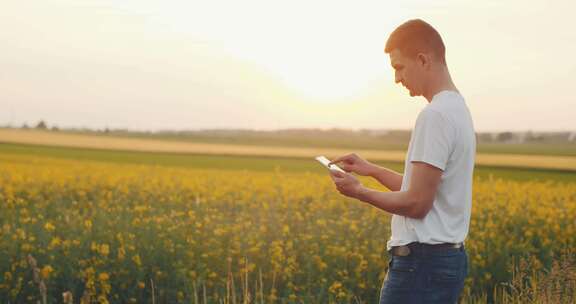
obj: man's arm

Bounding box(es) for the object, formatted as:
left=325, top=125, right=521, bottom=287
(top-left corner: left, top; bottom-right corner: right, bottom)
left=356, top=162, right=442, bottom=218
left=367, top=164, right=403, bottom=192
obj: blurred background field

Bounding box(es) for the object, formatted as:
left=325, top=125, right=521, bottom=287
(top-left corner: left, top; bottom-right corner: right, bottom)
left=0, top=130, right=575, bottom=303
left=1, top=128, right=576, bottom=172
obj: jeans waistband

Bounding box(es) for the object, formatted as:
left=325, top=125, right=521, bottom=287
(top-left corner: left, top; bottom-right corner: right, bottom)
left=388, top=242, right=464, bottom=257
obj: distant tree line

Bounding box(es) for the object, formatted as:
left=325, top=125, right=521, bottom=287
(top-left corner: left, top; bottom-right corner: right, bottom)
left=4, top=120, right=576, bottom=144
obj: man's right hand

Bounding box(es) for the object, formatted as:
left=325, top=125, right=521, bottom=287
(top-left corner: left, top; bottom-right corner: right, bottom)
left=329, top=153, right=376, bottom=176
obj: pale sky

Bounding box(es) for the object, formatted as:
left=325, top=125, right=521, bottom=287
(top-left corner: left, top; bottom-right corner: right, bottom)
left=1, top=0, right=575, bottom=132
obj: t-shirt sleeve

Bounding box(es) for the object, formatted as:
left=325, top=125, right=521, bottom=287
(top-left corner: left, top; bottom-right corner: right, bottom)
left=409, top=109, right=456, bottom=171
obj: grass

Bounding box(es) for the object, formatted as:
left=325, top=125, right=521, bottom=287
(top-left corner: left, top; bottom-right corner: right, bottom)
left=2, top=143, right=575, bottom=183
left=462, top=248, right=576, bottom=303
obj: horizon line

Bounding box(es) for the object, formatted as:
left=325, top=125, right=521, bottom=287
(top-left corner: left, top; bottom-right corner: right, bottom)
left=2, top=125, right=575, bottom=135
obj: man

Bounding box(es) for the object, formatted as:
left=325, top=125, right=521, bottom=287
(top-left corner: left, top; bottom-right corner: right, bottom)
left=328, top=19, right=475, bottom=303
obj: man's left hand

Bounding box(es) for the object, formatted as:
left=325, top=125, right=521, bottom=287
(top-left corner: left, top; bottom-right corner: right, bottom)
left=330, top=170, right=366, bottom=199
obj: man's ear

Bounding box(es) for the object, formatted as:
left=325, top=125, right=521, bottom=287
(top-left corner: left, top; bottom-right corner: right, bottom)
left=417, top=53, right=431, bottom=70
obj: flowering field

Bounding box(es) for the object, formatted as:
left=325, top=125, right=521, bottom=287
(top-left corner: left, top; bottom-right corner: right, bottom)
left=0, top=152, right=575, bottom=303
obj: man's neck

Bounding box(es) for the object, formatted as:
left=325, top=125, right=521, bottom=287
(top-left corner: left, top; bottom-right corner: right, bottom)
left=423, top=67, right=458, bottom=102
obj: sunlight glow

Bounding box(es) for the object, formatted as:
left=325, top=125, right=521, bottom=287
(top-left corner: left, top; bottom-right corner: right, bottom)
left=115, top=0, right=405, bottom=102
left=3, top=0, right=575, bottom=130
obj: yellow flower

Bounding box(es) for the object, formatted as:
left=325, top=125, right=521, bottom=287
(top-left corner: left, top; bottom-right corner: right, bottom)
left=21, top=243, right=33, bottom=251
left=98, top=272, right=110, bottom=281
left=132, top=254, right=142, bottom=267
left=137, top=281, right=145, bottom=289
left=100, top=244, right=110, bottom=257
left=44, top=222, right=55, bottom=232
left=117, top=247, right=126, bottom=260
left=41, top=265, right=54, bottom=279
left=97, top=295, right=109, bottom=304
left=49, top=237, right=62, bottom=248
left=189, top=271, right=197, bottom=279
left=329, top=281, right=342, bottom=294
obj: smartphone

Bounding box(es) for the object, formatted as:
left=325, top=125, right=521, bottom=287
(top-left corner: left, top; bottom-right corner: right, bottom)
left=315, top=155, right=346, bottom=173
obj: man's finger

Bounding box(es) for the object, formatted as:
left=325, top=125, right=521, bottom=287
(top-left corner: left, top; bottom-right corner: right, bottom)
left=329, top=154, right=350, bottom=166
left=330, top=169, right=345, bottom=178
left=328, top=157, right=341, bottom=166
left=329, top=170, right=341, bottom=182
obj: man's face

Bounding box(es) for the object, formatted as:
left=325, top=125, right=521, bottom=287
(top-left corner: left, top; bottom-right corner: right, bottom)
left=389, top=49, right=425, bottom=97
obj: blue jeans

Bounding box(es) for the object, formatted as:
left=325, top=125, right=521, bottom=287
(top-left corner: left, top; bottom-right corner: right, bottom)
left=379, top=245, right=468, bottom=304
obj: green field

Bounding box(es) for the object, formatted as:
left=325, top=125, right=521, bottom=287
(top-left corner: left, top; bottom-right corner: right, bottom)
left=2, top=143, right=575, bottom=183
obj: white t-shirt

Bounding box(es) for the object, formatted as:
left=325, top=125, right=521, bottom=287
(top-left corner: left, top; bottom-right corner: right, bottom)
left=386, top=90, right=476, bottom=251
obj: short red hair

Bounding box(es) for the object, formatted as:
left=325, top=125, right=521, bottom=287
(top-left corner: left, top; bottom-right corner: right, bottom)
left=385, top=19, right=447, bottom=65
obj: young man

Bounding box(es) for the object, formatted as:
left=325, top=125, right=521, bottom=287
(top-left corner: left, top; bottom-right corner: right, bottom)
left=328, top=19, right=476, bottom=303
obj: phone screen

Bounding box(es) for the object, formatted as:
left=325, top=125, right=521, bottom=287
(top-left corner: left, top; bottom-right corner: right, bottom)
left=315, top=156, right=345, bottom=173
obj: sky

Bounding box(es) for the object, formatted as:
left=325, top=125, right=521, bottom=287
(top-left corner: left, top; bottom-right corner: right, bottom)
left=1, top=0, right=575, bottom=132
